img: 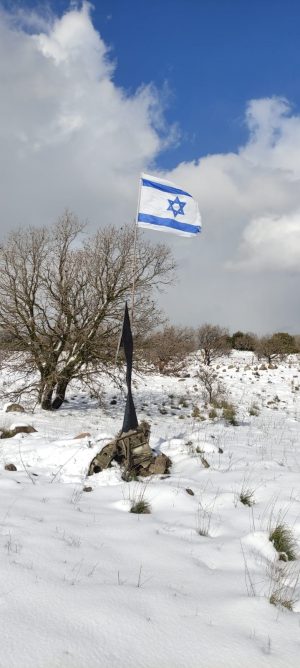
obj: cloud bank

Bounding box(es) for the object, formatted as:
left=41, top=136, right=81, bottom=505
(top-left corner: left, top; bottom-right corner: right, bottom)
left=1, top=2, right=300, bottom=332
left=0, top=2, right=166, bottom=227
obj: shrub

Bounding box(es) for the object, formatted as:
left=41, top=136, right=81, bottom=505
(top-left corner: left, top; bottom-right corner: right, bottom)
left=198, top=366, right=220, bottom=403
left=240, top=488, right=255, bottom=506
left=269, top=524, right=297, bottom=561
left=130, top=499, right=151, bottom=514
left=269, top=563, right=299, bottom=611
left=269, top=592, right=293, bottom=611
left=196, top=494, right=218, bottom=536
left=249, top=403, right=260, bottom=416
left=222, top=402, right=237, bottom=425
left=0, top=428, right=14, bottom=439
left=128, top=483, right=151, bottom=514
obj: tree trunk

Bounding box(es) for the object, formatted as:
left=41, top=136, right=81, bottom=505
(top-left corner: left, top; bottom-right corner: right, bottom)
left=51, top=377, right=70, bottom=410
left=203, top=348, right=211, bottom=366
left=41, top=382, right=56, bottom=410
left=158, top=359, right=166, bottom=374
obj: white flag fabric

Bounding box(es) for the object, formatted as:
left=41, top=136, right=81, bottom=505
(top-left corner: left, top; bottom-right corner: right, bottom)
left=137, top=173, right=201, bottom=237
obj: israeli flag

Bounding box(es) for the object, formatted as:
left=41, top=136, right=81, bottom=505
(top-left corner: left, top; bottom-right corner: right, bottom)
left=137, top=173, right=201, bottom=237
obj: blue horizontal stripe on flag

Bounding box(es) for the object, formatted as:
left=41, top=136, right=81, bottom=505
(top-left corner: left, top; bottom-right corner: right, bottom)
left=138, top=213, right=201, bottom=234
left=141, top=178, right=192, bottom=198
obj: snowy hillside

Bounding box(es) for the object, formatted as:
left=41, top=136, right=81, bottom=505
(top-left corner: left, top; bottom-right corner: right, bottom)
left=1, top=351, right=300, bottom=668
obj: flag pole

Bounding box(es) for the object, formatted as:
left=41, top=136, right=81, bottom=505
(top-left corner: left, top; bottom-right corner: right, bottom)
left=130, top=174, right=142, bottom=325
left=115, top=175, right=141, bottom=365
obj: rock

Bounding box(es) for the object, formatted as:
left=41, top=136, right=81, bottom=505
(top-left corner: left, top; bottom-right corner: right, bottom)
left=4, top=463, right=17, bottom=471
left=88, top=421, right=172, bottom=479
left=186, top=488, right=195, bottom=496
left=5, top=404, right=25, bottom=413
left=200, top=455, right=210, bottom=469
left=13, top=425, right=37, bottom=435
left=0, top=425, right=37, bottom=439
left=83, top=486, right=93, bottom=492
left=141, top=453, right=172, bottom=477
left=74, top=432, right=91, bottom=439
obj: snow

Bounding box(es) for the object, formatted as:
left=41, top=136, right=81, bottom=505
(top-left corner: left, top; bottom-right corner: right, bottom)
left=1, top=352, right=300, bottom=667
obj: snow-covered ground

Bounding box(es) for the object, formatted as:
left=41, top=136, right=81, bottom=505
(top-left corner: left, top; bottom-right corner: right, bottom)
left=1, top=351, right=300, bottom=668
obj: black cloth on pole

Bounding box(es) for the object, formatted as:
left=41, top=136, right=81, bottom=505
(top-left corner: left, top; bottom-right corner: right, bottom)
left=120, top=302, right=138, bottom=433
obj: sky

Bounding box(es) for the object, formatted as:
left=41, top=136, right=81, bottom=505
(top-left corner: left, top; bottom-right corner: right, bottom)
left=0, top=0, right=300, bottom=333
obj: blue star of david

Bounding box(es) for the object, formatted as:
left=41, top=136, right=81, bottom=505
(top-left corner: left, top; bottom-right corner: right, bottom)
left=167, top=196, right=186, bottom=218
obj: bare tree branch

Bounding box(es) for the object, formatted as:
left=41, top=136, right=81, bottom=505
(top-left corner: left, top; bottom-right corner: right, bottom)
left=0, top=212, right=175, bottom=409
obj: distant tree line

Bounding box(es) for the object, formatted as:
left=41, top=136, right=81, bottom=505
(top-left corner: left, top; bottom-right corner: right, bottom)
left=1, top=298, right=299, bottom=384
left=142, top=325, right=300, bottom=373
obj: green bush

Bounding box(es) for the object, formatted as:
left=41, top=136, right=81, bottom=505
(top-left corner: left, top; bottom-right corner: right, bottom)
left=269, top=524, right=297, bottom=561
left=130, top=499, right=151, bottom=514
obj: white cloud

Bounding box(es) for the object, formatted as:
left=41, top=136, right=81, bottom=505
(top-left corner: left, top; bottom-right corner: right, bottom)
left=161, top=97, right=300, bottom=331
left=166, top=97, right=300, bottom=275
left=242, top=97, right=300, bottom=177
left=34, top=2, right=109, bottom=72
left=227, top=211, right=300, bottom=271
left=0, top=2, right=167, bottom=229
left=0, top=3, right=300, bottom=332
left=1, top=4, right=54, bottom=33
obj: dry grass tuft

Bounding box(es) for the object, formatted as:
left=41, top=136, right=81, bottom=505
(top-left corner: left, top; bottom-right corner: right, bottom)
left=269, top=524, right=297, bottom=561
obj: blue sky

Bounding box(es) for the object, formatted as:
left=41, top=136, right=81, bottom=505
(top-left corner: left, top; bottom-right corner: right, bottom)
left=95, top=0, right=300, bottom=167
left=7, top=0, right=300, bottom=168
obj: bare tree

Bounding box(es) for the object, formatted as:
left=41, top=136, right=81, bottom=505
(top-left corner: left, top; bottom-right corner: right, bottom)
left=198, top=366, right=219, bottom=403
left=196, top=323, right=230, bottom=365
left=0, top=211, right=175, bottom=409
left=143, top=325, right=195, bottom=373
